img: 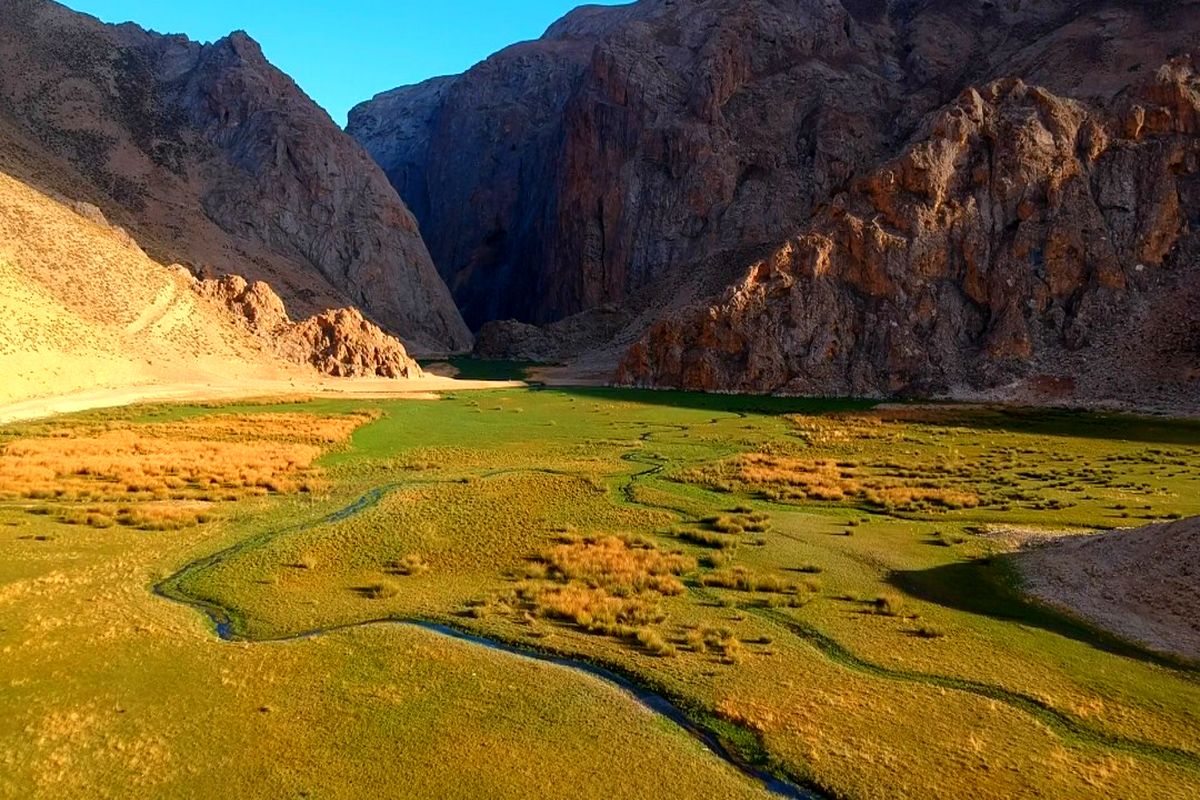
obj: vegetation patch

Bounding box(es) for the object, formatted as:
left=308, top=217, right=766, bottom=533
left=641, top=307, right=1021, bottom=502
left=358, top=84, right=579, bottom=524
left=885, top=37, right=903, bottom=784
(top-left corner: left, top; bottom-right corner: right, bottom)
left=683, top=454, right=980, bottom=511
left=474, top=536, right=693, bottom=652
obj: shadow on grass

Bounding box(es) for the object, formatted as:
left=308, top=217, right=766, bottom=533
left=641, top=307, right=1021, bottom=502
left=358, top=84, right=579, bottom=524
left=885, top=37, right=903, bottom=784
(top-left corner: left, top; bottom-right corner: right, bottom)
left=420, top=357, right=550, bottom=382
left=869, top=403, right=1200, bottom=445
left=888, top=557, right=1200, bottom=674
left=562, top=385, right=1200, bottom=444
left=548, top=385, right=876, bottom=416
left=467, top=378, right=1200, bottom=445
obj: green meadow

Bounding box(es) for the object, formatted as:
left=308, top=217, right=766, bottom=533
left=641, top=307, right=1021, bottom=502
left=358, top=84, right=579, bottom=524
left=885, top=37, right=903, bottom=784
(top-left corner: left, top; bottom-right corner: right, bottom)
left=2, top=387, right=1199, bottom=799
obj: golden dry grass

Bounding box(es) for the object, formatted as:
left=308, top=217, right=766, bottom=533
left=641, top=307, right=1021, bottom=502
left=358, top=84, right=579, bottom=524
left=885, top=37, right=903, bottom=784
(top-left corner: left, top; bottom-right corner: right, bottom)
left=684, top=453, right=980, bottom=511
left=477, top=536, right=695, bottom=650
left=0, top=412, right=374, bottom=530
left=0, top=430, right=321, bottom=500
left=0, top=413, right=375, bottom=503
left=47, top=502, right=214, bottom=531
left=698, top=566, right=813, bottom=596
left=541, top=535, right=693, bottom=593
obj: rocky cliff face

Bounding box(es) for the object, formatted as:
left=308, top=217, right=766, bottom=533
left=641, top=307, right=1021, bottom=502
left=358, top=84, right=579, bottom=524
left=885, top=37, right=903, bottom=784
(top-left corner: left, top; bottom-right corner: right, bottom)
left=618, top=60, right=1200, bottom=407
left=350, top=0, right=1200, bottom=331
left=0, top=0, right=471, bottom=355
left=353, top=0, right=1200, bottom=406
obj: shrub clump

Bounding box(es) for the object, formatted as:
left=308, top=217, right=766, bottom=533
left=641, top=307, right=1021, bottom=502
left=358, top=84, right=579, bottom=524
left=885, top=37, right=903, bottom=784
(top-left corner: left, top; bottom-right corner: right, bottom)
left=388, top=553, right=430, bottom=576
left=911, top=624, right=947, bottom=639
left=700, top=566, right=805, bottom=595
left=675, top=527, right=739, bottom=550
left=479, top=536, right=695, bottom=650
left=360, top=579, right=401, bottom=600
left=871, top=592, right=906, bottom=617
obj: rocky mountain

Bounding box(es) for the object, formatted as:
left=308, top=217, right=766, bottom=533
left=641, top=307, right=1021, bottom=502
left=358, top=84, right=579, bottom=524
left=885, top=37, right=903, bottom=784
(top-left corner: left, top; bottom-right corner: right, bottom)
left=0, top=0, right=471, bottom=355
left=0, top=163, right=425, bottom=408
left=0, top=168, right=290, bottom=405
left=351, top=0, right=1200, bottom=407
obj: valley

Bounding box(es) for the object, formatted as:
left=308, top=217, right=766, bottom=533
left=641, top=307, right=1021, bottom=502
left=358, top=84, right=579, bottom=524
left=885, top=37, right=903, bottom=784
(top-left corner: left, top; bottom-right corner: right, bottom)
left=3, top=389, right=1198, bottom=798
left=1, top=1, right=1199, bottom=797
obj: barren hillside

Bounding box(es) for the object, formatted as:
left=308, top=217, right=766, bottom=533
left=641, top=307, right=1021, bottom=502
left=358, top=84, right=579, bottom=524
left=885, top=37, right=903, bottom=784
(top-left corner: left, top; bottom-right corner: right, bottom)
left=0, top=0, right=471, bottom=355
left=0, top=170, right=308, bottom=404
left=1016, top=517, right=1200, bottom=662
left=0, top=165, right=442, bottom=409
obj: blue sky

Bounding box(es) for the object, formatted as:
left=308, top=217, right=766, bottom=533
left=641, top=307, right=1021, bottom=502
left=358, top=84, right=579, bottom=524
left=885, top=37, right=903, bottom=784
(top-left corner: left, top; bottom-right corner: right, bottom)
left=65, top=1, right=627, bottom=126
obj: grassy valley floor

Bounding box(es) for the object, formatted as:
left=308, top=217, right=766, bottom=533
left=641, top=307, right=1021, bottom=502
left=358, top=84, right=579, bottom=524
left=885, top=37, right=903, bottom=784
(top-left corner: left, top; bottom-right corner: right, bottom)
left=2, top=389, right=1199, bottom=799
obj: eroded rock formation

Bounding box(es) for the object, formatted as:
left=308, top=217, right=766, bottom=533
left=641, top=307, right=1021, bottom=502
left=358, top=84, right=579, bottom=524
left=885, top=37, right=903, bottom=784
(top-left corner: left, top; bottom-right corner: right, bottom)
left=618, top=60, right=1200, bottom=406
left=196, top=275, right=423, bottom=379
left=350, top=0, right=1200, bottom=334
left=353, top=0, right=1200, bottom=407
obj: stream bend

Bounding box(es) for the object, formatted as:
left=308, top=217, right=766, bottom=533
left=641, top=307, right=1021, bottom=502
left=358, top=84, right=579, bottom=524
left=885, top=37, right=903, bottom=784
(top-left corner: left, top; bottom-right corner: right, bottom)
left=152, top=484, right=826, bottom=800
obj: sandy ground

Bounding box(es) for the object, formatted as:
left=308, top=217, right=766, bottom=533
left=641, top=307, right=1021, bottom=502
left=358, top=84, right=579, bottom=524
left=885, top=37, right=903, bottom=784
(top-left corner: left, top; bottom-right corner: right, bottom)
left=1014, top=518, right=1200, bottom=662
left=0, top=375, right=525, bottom=425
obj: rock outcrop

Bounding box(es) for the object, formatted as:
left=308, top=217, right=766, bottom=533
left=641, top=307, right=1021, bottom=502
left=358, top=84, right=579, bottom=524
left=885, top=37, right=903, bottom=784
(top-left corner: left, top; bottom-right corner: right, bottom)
left=196, top=275, right=423, bottom=378
left=1016, top=517, right=1200, bottom=662
left=0, top=0, right=471, bottom=355
left=0, top=170, right=301, bottom=405
left=618, top=60, right=1200, bottom=408
left=474, top=305, right=633, bottom=363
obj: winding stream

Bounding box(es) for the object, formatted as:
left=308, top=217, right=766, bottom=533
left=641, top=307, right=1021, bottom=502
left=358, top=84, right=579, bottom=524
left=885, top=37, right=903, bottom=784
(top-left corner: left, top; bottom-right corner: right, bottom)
left=153, top=481, right=826, bottom=800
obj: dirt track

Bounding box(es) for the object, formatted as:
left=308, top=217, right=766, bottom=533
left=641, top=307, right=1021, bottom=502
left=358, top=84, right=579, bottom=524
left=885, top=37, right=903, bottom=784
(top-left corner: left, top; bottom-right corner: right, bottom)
left=0, top=375, right=525, bottom=425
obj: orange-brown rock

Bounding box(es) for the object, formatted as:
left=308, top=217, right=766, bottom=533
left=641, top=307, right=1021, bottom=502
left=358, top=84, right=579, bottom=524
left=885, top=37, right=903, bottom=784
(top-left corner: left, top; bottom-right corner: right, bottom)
left=286, top=309, right=422, bottom=380
left=351, top=0, right=1200, bottom=352
left=196, top=275, right=422, bottom=379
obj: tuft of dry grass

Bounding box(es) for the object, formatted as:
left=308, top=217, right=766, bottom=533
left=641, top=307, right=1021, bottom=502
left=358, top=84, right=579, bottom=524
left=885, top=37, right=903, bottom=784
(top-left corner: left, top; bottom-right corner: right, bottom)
left=387, top=553, right=430, bottom=576
left=530, top=583, right=666, bottom=635
left=700, top=566, right=803, bottom=595
left=635, top=627, right=677, bottom=657
left=359, top=579, right=402, bottom=600
left=870, top=592, right=906, bottom=617
left=41, top=502, right=214, bottom=531
left=674, top=527, right=738, bottom=549
left=911, top=624, right=947, bottom=639
left=539, top=535, right=693, bottom=594
left=480, top=536, right=695, bottom=649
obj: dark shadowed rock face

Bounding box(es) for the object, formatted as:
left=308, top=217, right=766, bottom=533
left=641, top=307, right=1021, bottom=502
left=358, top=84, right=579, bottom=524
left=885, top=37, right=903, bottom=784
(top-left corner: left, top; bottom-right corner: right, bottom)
left=350, top=42, right=596, bottom=328
left=352, top=0, right=1200, bottom=407
left=0, top=0, right=471, bottom=355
